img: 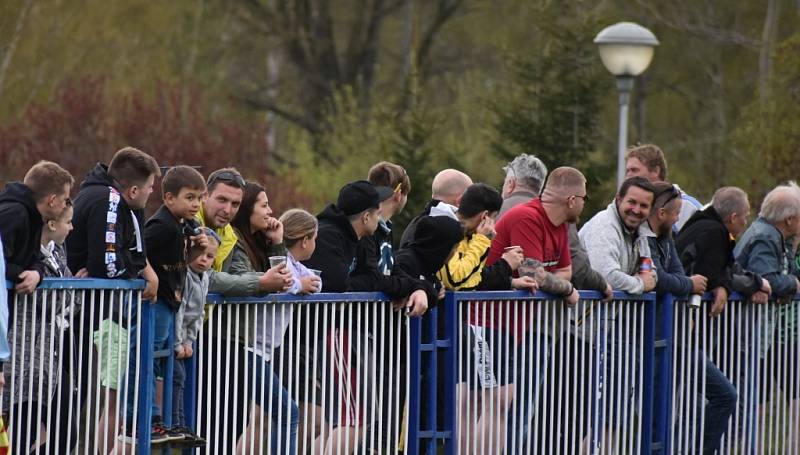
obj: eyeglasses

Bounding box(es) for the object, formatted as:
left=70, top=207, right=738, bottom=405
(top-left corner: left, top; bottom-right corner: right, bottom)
left=208, top=170, right=246, bottom=190
left=571, top=194, right=589, bottom=202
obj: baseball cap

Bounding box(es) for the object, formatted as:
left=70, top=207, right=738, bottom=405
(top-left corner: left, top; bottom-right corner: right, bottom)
left=336, top=180, right=395, bottom=216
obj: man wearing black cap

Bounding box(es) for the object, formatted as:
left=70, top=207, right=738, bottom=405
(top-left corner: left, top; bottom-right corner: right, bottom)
left=303, top=180, right=393, bottom=291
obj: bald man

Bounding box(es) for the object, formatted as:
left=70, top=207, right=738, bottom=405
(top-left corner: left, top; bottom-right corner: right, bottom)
left=399, top=168, right=473, bottom=249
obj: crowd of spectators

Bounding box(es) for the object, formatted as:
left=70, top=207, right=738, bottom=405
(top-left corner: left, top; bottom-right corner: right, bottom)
left=1, top=143, right=799, bottom=454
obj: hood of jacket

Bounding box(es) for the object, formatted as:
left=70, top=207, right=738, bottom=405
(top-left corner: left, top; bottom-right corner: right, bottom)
left=680, top=205, right=726, bottom=234
left=317, top=203, right=359, bottom=243
left=406, top=215, right=464, bottom=276
left=0, top=182, right=42, bottom=226
left=80, top=163, right=117, bottom=191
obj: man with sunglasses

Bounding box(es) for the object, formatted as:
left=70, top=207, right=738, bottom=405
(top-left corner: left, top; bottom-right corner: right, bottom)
left=197, top=168, right=292, bottom=294
left=1, top=160, right=74, bottom=294
left=642, top=182, right=708, bottom=297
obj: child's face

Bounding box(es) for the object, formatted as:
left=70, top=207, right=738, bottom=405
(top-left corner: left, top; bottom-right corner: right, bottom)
left=165, top=187, right=204, bottom=221
left=48, top=207, right=74, bottom=245
left=294, top=230, right=317, bottom=262
left=190, top=241, right=218, bottom=273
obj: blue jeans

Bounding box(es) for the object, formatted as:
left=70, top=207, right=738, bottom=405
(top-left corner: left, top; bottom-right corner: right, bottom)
left=172, top=358, right=187, bottom=427
left=125, top=300, right=174, bottom=422
left=247, top=352, right=298, bottom=455
left=696, top=353, right=737, bottom=454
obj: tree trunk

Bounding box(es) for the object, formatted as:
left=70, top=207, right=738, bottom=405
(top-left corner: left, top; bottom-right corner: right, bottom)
left=758, top=0, right=780, bottom=103
left=0, top=0, right=34, bottom=102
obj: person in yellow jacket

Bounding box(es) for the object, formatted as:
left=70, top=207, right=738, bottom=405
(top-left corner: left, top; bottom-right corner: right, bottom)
left=431, top=183, right=537, bottom=454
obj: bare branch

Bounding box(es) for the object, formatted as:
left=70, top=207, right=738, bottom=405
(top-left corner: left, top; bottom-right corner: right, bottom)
left=634, top=0, right=760, bottom=50
left=233, top=93, right=321, bottom=134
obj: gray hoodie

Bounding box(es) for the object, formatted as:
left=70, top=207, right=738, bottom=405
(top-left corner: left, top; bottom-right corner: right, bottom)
left=579, top=202, right=650, bottom=294
left=176, top=269, right=208, bottom=347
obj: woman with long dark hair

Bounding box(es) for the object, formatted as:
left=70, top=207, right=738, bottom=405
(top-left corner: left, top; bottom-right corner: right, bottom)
left=229, top=181, right=300, bottom=455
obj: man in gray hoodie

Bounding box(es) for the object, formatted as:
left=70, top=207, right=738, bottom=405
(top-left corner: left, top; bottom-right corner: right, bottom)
left=579, top=176, right=658, bottom=294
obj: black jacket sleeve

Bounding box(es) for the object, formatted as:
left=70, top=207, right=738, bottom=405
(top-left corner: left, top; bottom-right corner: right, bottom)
left=476, top=259, right=513, bottom=291
left=0, top=204, right=28, bottom=283
left=0, top=203, right=43, bottom=283
left=350, top=236, right=429, bottom=298
left=678, top=224, right=731, bottom=292
left=303, top=232, right=351, bottom=293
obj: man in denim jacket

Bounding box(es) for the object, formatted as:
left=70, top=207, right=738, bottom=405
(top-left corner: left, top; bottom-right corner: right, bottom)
left=734, top=183, right=800, bottom=420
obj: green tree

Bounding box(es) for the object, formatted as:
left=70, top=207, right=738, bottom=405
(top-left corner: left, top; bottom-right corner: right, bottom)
left=491, top=12, right=611, bottom=214
left=731, top=33, right=800, bottom=201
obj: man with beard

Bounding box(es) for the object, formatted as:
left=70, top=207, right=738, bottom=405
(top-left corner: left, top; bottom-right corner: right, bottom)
left=484, top=166, right=585, bottom=452
left=579, top=176, right=658, bottom=294
left=642, top=182, right=708, bottom=297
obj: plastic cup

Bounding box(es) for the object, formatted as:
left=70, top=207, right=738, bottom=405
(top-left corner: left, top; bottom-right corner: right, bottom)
left=269, top=256, right=287, bottom=268
left=309, top=269, right=322, bottom=277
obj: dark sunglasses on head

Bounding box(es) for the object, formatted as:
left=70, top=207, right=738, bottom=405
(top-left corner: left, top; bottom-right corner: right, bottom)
left=208, top=170, right=246, bottom=189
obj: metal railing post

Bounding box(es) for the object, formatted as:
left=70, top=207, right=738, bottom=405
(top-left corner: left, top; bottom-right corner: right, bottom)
left=655, top=293, right=675, bottom=454
left=407, top=309, right=422, bottom=455
left=442, top=291, right=458, bottom=455
left=136, top=299, right=155, bottom=454
left=640, top=294, right=657, bottom=455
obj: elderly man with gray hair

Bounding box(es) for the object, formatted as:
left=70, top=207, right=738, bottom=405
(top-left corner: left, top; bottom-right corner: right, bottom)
left=498, top=154, right=548, bottom=218
left=735, top=182, right=800, bottom=298
left=734, top=182, right=800, bottom=433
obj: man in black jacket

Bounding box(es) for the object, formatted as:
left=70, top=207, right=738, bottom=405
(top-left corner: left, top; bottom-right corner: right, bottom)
left=677, top=186, right=771, bottom=310
left=675, top=186, right=770, bottom=455
left=0, top=160, right=73, bottom=294
left=66, top=146, right=161, bottom=449
left=304, top=180, right=431, bottom=310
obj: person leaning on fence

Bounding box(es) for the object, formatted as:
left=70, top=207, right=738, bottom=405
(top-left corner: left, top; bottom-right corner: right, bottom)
left=171, top=228, right=218, bottom=449
left=624, top=144, right=703, bottom=233
left=677, top=186, right=772, bottom=309
left=677, top=185, right=773, bottom=448
left=300, top=180, right=434, bottom=453
left=579, top=176, right=657, bottom=294
left=236, top=208, right=321, bottom=455
left=0, top=161, right=74, bottom=294
left=399, top=168, right=472, bottom=249
left=393, top=214, right=465, bottom=453
left=198, top=169, right=291, bottom=295
left=482, top=167, right=585, bottom=452
left=642, top=182, right=708, bottom=299
left=227, top=182, right=300, bottom=455
left=65, top=146, right=161, bottom=451
left=431, top=182, right=535, bottom=455
left=734, top=183, right=800, bottom=413
left=646, top=182, right=738, bottom=455
left=498, top=153, right=547, bottom=219
left=195, top=169, right=295, bottom=453
left=3, top=197, right=76, bottom=453
left=120, top=165, right=208, bottom=446
left=363, top=161, right=410, bottom=275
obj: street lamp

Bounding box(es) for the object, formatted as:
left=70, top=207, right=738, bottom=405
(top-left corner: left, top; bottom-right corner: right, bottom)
left=594, top=22, right=659, bottom=188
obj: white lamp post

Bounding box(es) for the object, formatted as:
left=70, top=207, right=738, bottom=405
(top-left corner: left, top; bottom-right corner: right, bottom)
left=594, top=22, right=659, bottom=188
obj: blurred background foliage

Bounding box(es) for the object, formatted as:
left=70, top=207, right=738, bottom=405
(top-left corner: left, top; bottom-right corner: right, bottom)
left=0, top=0, right=798, bottom=230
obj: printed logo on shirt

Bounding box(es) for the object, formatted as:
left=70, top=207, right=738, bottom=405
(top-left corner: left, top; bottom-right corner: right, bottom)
left=105, top=253, right=116, bottom=263
left=105, top=231, right=116, bottom=243
left=109, top=192, right=120, bottom=203
left=108, top=201, right=118, bottom=213
left=106, top=212, right=117, bottom=223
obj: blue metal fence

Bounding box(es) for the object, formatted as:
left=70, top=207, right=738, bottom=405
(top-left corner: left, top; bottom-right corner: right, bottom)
left=4, top=279, right=800, bottom=454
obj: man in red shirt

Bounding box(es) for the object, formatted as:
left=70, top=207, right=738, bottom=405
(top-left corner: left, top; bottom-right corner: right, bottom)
left=478, top=166, right=587, bottom=452
left=488, top=166, right=585, bottom=307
